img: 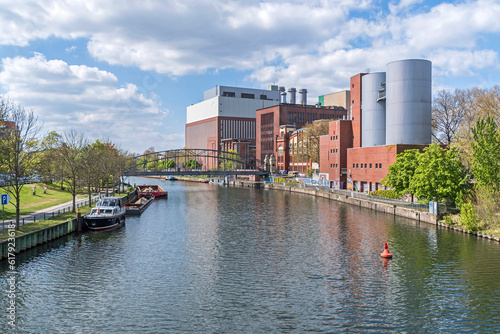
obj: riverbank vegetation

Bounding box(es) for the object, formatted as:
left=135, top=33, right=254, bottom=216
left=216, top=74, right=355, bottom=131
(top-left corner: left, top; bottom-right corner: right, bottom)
left=1, top=96, right=132, bottom=229
left=385, top=86, right=500, bottom=235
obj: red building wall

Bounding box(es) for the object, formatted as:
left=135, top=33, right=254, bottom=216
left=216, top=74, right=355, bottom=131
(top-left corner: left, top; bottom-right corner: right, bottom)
left=347, top=144, right=428, bottom=192
left=319, top=120, right=353, bottom=188
left=350, top=73, right=365, bottom=148
left=256, top=104, right=347, bottom=163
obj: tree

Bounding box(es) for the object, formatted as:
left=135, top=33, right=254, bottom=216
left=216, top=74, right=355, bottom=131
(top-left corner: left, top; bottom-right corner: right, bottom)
left=38, top=131, right=62, bottom=183
left=470, top=117, right=500, bottom=190
left=432, top=89, right=466, bottom=145
left=0, top=98, right=42, bottom=229
left=219, top=149, right=239, bottom=170
left=299, top=120, right=330, bottom=163
left=58, top=131, right=87, bottom=212
left=383, top=149, right=420, bottom=200
left=166, top=159, right=176, bottom=169
left=409, top=143, right=469, bottom=203
left=185, top=159, right=201, bottom=169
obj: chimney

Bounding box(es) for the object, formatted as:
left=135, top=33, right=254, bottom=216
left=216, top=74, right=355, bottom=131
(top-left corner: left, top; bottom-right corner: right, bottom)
left=281, top=91, right=287, bottom=104
left=288, top=87, right=297, bottom=104
left=299, top=89, right=307, bottom=106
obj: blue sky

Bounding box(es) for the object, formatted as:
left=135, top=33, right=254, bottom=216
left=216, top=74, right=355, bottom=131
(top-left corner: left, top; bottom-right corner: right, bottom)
left=0, top=0, right=499, bottom=154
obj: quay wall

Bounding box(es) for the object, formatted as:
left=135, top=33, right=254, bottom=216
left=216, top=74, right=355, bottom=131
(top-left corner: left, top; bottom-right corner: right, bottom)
left=224, top=180, right=500, bottom=242
left=0, top=218, right=78, bottom=260
left=0, top=194, right=130, bottom=260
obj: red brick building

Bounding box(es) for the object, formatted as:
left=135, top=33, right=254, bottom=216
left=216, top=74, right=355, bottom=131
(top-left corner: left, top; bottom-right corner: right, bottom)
left=256, top=104, right=347, bottom=165
left=319, top=59, right=432, bottom=191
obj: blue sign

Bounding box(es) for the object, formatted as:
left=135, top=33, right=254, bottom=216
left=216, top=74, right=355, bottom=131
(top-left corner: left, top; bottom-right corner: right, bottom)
left=1, top=193, right=11, bottom=206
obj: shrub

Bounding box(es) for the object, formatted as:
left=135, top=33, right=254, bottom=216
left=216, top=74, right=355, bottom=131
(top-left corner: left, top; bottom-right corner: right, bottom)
left=369, top=189, right=401, bottom=200
left=460, top=201, right=482, bottom=232
left=443, top=215, right=454, bottom=226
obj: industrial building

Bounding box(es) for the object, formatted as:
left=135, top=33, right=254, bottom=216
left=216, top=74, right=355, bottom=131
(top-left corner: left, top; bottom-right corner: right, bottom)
left=185, top=85, right=281, bottom=167
left=320, top=59, right=432, bottom=191
left=256, top=86, right=347, bottom=168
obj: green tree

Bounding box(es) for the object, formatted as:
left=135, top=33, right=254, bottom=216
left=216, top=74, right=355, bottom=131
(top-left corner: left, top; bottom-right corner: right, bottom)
left=166, top=159, right=176, bottom=169
left=470, top=117, right=500, bottom=190
left=409, top=143, right=469, bottom=203
left=0, top=99, right=43, bottom=229
left=38, top=131, right=62, bottom=184
left=185, top=159, right=201, bottom=169
left=383, top=149, right=420, bottom=200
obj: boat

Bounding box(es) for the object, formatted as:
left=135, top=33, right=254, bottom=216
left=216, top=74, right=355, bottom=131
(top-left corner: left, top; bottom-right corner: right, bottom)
left=83, top=197, right=126, bottom=231
left=136, top=184, right=168, bottom=198
left=124, top=193, right=155, bottom=215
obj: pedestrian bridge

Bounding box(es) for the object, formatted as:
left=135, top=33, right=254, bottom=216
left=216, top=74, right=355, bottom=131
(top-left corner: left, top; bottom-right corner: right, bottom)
left=124, top=148, right=270, bottom=177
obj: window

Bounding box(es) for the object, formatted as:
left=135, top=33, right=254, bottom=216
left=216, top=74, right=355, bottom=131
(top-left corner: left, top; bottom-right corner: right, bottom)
left=369, top=163, right=372, bottom=169
left=379, top=163, right=382, bottom=169
left=364, top=163, right=367, bottom=168
left=352, top=100, right=354, bottom=104
left=361, top=164, right=363, bottom=169
left=222, top=91, right=235, bottom=97
left=260, top=94, right=268, bottom=100
left=353, top=164, right=355, bottom=168
left=356, top=163, right=359, bottom=168
left=330, top=164, right=333, bottom=168
left=241, top=93, right=255, bottom=99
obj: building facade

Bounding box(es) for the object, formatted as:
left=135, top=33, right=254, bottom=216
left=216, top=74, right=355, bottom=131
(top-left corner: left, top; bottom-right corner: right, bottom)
left=320, top=59, right=432, bottom=191
left=185, top=85, right=281, bottom=167
left=256, top=104, right=347, bottom=165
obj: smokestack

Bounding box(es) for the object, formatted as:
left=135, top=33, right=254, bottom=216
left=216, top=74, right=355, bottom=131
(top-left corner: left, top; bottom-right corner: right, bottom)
left=279, top=86, right=286, bottom=104
left=288, top=87, right=296, bottom=104
left=299, top=88, right=308, bottom=106
left=281, top=91, right=287, bottom=104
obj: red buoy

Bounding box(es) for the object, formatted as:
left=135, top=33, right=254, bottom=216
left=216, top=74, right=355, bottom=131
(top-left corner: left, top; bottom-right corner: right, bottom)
left=381, top=242, right=393, bottom=258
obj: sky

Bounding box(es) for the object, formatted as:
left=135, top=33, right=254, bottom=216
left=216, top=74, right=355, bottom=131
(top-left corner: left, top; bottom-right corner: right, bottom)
left=0, top=0, right=499, bottom=155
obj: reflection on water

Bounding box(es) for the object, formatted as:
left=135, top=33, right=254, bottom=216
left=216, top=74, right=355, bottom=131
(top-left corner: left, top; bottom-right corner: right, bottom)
left=1, top=177, right=500, bottom=333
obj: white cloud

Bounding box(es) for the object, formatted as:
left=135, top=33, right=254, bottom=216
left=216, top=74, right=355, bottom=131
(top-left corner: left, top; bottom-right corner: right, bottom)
left=0, top=53, right=177, bottom=154
left=0, top=0, right=499, bottom=120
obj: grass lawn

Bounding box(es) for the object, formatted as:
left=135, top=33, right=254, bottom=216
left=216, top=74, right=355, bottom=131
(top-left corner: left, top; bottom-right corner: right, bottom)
left=0, top=183, right=85, bottom=219
left=0, top=205, right=93, bottom=241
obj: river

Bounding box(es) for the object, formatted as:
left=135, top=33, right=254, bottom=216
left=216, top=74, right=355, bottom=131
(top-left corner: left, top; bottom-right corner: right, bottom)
left=1, top=177, right=500, bottom=333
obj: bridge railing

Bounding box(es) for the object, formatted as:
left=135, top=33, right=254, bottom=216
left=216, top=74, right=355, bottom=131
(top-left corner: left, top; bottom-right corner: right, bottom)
left=125, top=148, right=268, bottom=176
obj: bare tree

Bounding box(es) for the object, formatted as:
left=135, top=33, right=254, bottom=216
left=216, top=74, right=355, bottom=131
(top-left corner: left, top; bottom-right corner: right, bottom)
left=59, top=131, right=87, bottom=212
left=0, top=98, right=43, bottom=229
left=432, top=89, right=466, bottom=145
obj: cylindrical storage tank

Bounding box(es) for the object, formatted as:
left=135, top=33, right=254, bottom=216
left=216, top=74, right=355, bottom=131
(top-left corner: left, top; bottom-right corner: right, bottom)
left=299, top=89, right=307, bottom=105
left=288, top=88, right=297, bottom=104
left=362, top=72, right=386, bottom=147
left=386, top=59, right=432, bottom=145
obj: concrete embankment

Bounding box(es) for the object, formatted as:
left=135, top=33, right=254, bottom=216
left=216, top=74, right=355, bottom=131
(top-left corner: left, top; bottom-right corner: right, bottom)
left=222, top=180, right=500, bottom=242
left=0, top=193, right=131, bottom=260
left=0, top=219, right=78, bottom=259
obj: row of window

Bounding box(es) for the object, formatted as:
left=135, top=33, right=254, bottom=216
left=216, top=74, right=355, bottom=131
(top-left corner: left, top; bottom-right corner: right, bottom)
left=330, top=148, right=338, bottom=153
left=330, top=164, right=339, bottom=168
left=353, top=163, right=383, bottom=169
left=330, top=135, right=339, bottom=140
left=221, top=91, right=271, bottom=100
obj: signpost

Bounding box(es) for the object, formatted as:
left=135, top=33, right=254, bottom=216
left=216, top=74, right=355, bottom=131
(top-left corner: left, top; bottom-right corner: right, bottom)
left=2, top=193, right=11, bottom=235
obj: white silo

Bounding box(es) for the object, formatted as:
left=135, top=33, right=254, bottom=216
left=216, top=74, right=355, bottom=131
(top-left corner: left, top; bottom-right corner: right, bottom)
left=385, top=59, right=432, bottom=145
left=362, top=72, right=386, bottom=147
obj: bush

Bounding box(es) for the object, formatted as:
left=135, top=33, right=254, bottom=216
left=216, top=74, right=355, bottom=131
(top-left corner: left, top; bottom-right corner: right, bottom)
left=443, top=215, right=454, bottom=226
left=369, top=189, right=401, bottom=200
left=460, top=201, right=482, bottom=232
